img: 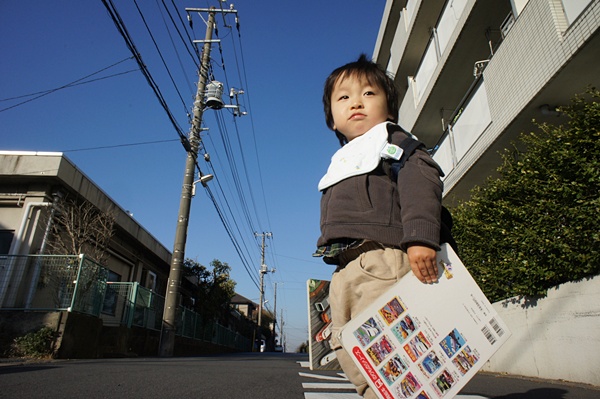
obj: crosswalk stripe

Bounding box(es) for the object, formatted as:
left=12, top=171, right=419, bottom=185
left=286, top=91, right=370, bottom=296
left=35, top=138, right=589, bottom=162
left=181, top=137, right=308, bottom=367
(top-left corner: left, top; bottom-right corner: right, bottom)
left=299, top=372, right=349, bottom=381
left=299, top=357, right=490, bottom=399
left=302, top=382, right=356, bottom=389
left=304, top=393, right=360, bottom=398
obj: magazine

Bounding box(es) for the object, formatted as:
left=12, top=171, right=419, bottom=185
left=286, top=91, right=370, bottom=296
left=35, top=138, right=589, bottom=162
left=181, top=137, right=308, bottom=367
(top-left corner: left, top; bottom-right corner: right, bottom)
left=339, top=244, right=510, bottom=399
left=307, top=279, right=341, bottom=370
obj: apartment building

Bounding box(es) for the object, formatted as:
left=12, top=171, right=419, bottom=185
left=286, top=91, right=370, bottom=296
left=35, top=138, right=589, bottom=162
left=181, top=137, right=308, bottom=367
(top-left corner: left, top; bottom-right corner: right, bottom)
left=371, top=1, right=600, bottom=384
left=373, top=0, right=599, bottom=203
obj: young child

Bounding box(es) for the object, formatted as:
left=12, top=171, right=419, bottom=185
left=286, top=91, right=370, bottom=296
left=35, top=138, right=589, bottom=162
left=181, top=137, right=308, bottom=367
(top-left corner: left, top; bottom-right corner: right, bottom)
left=314, top=54, right=444, bottom=398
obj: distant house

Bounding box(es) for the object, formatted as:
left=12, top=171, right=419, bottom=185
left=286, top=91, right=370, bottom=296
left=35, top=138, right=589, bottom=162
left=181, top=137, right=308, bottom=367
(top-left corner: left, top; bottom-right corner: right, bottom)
left=230, top=293, right=258, bottom=320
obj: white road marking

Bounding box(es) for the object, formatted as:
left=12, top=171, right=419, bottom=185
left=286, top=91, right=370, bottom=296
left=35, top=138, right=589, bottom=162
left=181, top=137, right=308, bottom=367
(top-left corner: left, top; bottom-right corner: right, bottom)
left=298, top=358, right=490, bottom=399
left=299, top=372, right=349, bottom=381
left=303, top=382, right=356, bottom=390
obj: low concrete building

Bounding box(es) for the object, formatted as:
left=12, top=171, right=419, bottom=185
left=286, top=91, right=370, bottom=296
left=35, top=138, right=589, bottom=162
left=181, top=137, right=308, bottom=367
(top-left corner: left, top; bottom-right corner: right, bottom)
left=0, top=151, right=172, bottom=296
left=0, top=151, right=253, bottom=356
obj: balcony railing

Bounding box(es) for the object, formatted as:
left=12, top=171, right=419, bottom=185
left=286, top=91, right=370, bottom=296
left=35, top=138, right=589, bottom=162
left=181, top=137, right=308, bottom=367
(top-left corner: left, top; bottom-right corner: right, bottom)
left=432, top=79, right=492, bottom=179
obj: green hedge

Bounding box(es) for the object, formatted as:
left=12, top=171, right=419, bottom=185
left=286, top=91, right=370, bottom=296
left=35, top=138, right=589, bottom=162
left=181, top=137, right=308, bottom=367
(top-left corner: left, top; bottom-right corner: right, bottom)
left=451, top=88, right=600, bottom=302
left=12, top=327, right=56, bottom=358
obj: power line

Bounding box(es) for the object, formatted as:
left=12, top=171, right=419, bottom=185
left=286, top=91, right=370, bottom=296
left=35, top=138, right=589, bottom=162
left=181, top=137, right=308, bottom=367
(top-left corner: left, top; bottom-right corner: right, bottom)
left=199, top=131, right=260, bottom=287
left=202, top=185, right=260, bottom=289
left=101, top=0, right=191, bottom=152
left=132, top=0, right=189, bottom=116
left=0, top=58, right=136, bottom=113
left=160, top=0, right=201, bottom=65
left=235, top=29, right=273, bottom=233
left=62, top=139, right=179, bottom=153
left=155, top=0, right=196, bottom=98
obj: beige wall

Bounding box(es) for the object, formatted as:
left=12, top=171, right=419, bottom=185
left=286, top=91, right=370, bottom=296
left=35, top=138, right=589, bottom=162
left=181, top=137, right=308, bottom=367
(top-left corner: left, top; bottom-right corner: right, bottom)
left=484, top=275, right=600, bottom=386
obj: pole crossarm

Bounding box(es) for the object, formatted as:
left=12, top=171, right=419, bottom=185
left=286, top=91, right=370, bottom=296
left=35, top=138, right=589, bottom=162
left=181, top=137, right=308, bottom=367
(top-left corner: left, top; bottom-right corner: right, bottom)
left=185, top=8, right=238, bottom=14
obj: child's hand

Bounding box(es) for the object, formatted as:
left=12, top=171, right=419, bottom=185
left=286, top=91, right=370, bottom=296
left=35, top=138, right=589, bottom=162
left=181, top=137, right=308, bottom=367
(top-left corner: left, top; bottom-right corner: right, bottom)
left=407, top=245, right=438, bottom=284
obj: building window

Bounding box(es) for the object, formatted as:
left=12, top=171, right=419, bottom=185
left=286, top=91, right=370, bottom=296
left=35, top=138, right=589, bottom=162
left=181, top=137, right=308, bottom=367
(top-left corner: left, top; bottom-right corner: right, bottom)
left=102, top=270, right=122, bottom=316
left=0, top=230, right=14, bottom=254
left=145, top=271, right=157, bottom=291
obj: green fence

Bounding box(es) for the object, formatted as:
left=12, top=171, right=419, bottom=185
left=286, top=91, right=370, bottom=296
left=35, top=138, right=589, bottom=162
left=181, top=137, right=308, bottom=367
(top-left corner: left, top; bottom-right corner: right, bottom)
left=104, top=282, right=251, bottom=351
left=0, top=254, right=108, bottom=316
left=101, top=282, right=163, bottom=331
left=0, top=255, right=251, bottom=351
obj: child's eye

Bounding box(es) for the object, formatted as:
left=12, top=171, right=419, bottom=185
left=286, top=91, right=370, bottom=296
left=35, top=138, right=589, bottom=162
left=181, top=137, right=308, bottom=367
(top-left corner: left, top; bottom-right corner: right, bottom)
left=337, top=95, right=349, bottom=101
left=364, top=91, right=375, bottom=96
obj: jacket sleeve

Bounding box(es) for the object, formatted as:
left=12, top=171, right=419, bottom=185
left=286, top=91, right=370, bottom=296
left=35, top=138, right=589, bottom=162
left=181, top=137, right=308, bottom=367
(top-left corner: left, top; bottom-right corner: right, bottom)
left=395, top=137, right=444, bottom=250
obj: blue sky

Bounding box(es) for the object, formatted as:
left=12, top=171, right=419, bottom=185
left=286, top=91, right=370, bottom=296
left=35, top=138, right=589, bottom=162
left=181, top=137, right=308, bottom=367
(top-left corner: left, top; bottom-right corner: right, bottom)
left=0, top=0, right=386, bottom=351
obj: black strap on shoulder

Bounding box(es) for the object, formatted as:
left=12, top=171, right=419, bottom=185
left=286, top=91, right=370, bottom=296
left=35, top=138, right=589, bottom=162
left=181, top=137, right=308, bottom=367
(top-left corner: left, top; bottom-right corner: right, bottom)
left=390, top=136, right=427, bottom=180
left=386, top=125, right=427, bottom=180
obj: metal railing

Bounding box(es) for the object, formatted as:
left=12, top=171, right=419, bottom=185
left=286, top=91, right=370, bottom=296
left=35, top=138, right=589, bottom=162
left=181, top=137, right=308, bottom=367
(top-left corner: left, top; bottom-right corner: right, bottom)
left=101, top=282, right=163, bottom=331
left=1, top=254, right=251, bottom=351
left=103, top=282, right=251, bottom=351
left=0, top=254, right=108, bottom=316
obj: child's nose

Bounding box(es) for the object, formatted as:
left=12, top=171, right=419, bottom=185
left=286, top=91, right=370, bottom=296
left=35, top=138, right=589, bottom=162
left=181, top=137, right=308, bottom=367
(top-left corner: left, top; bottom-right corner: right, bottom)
left=351, top=100, right=364, bottom=109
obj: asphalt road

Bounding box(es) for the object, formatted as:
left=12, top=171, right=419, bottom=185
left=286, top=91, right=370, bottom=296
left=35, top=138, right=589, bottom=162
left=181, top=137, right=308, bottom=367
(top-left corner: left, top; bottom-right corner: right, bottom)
left=0, top=353, right=598, bottom=399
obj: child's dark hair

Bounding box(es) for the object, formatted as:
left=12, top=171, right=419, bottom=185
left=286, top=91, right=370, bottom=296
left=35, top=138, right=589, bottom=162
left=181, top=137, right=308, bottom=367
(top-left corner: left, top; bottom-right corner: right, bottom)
left=323, top=54, right=399, bottom=146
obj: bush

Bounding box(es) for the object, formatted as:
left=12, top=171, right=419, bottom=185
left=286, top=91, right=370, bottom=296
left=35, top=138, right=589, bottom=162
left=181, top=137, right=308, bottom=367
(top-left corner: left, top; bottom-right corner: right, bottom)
left=297, top=341, right=309, bottom=353
left=11, top=327, right=57, bottom=358
left=452, top=88, right=600, bottom=302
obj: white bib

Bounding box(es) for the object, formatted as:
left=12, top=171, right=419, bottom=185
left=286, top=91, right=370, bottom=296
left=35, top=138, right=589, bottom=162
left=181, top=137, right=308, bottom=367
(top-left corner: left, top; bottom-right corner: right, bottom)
left=318, top=122, right=391, bottom=191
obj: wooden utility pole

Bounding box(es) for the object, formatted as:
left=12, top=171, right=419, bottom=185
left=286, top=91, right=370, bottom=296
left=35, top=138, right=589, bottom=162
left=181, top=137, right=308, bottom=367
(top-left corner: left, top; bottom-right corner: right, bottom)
left=159, top=9, right=215, bottom=357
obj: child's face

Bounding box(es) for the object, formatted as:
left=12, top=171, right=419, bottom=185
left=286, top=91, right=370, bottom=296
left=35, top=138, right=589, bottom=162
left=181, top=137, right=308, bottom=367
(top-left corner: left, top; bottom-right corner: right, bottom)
left=330, top=74, right=393, bottom=142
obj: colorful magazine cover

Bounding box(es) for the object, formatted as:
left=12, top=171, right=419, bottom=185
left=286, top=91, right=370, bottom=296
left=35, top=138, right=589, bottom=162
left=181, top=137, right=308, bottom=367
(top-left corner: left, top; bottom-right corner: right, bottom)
left=307, top=279, right=341, bottom=370
left=339, top=244, right=511, bottom=399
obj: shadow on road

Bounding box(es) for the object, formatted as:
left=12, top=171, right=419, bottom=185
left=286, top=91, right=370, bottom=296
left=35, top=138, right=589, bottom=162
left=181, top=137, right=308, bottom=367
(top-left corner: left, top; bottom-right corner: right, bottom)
left=490, top=388, right=569, bottom=398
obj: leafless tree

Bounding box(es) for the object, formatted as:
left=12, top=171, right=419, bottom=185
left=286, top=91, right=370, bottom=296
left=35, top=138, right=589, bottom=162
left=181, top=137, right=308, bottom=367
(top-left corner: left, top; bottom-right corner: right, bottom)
left=33, top=196, right=116, bottom=309
left=45, top=196, right=116, bottom=265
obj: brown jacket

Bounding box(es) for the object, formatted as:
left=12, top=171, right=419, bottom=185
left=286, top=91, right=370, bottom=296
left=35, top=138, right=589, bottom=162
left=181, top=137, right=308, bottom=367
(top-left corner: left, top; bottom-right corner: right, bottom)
left=317, top=126, right=444, bottom=250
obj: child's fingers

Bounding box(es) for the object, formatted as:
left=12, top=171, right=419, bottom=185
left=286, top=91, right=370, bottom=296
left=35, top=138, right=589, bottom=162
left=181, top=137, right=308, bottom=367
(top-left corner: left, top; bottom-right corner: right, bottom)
left=411, top=261, right=437, bottom=284
left=410, top=262, right=428, bottom=283
left=407, top=245, right=438, bottom=284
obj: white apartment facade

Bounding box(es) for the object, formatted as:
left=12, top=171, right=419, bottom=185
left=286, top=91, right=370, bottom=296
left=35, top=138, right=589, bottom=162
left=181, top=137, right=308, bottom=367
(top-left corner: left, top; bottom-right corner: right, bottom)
left=373, top=0, right=599, bottom=203
left=372, top=0, right=600, bottom=385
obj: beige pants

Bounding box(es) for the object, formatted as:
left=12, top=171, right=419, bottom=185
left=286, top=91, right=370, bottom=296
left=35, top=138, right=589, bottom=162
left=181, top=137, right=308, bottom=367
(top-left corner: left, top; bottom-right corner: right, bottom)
left=329, top=245, right=411, bottom=399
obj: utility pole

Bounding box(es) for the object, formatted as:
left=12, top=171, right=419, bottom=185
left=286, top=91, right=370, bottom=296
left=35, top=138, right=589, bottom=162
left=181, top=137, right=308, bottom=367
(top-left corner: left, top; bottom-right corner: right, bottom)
left=255, top=232, right=273, bottom=330
left=280, top=308, right=285, bottom=351
left=158, top=8, right=217, bottom=358
left=273, top=282, right=277, bottom=342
